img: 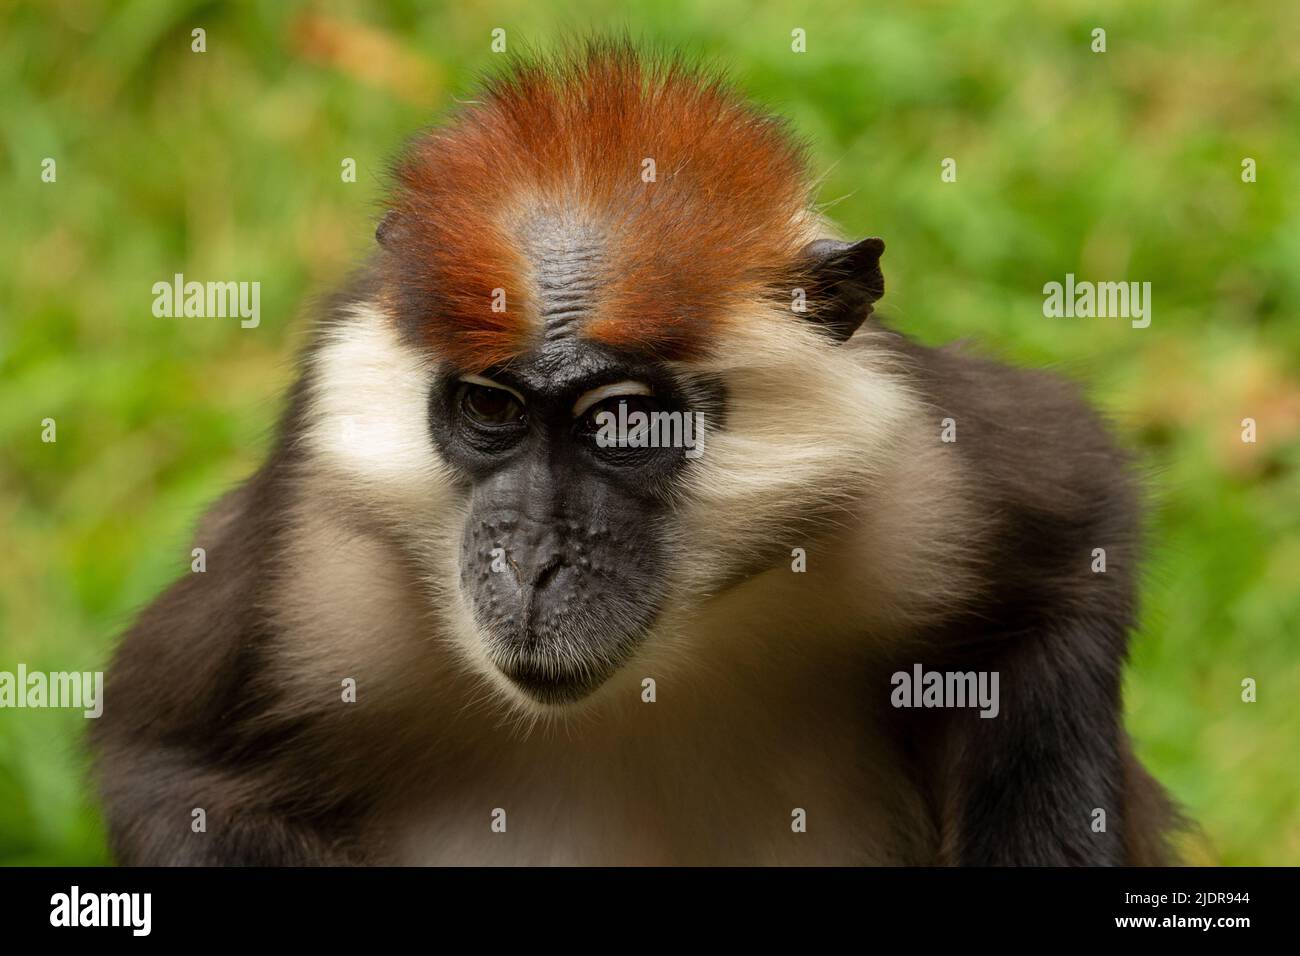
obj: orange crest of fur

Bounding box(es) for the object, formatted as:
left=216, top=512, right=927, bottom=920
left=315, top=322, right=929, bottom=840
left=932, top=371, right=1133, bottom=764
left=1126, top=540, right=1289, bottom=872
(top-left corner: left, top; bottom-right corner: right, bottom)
left=380, top=44, right=816, bottom=370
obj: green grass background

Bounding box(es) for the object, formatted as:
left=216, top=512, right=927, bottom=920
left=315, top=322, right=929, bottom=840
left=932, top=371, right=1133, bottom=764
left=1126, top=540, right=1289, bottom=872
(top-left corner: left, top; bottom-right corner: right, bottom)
left=1, top=0, right=1297, bottom=865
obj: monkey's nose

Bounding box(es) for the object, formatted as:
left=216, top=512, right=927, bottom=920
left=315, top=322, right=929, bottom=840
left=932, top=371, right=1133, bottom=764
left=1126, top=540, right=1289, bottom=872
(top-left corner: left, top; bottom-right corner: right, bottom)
left=519, top=555, right=565, bottom=591
left=499, top=529, right=567, bottom=591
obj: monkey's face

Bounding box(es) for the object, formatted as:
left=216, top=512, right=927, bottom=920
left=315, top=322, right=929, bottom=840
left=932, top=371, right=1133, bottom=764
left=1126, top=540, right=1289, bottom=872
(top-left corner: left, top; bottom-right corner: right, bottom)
left=310, top=48, right=900, bottom=710
left=303, top=228, right=894, bottom=715
left=427, top=335, right=721, bottom=705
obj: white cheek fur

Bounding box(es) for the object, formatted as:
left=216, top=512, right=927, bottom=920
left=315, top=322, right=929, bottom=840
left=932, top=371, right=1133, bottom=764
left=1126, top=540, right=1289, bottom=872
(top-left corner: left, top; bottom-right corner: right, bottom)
left=302, top=302, right=455, bottom=513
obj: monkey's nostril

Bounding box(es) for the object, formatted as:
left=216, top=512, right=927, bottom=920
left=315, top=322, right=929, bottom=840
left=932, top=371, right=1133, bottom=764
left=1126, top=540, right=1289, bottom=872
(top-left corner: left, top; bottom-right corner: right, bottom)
left=531, top=557, right=565, bottom=591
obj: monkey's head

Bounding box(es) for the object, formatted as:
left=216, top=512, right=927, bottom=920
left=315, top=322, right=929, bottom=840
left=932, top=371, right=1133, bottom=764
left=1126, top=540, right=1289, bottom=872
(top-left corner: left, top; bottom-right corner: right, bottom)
left=304, top=46, right=914, bottom=711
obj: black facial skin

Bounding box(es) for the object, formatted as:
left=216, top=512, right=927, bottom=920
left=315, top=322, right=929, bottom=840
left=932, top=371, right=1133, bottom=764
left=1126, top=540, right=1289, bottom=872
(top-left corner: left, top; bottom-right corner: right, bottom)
left=429, top=334, right=720, bottom=705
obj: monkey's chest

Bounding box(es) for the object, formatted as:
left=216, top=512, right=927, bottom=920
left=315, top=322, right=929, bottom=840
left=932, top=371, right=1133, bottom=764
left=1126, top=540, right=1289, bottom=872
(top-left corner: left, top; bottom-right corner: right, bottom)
left=380, top=734, right=929, bottom=865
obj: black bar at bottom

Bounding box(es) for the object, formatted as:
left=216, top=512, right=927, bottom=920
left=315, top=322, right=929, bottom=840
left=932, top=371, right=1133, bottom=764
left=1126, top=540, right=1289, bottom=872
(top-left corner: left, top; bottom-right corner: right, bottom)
left=0, top=866, right=1288, bottom=941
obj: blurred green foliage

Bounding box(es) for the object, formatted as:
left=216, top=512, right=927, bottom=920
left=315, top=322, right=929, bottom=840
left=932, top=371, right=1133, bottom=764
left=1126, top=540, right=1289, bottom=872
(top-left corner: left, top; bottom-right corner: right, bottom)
left=1, top=0, right=1297, bottom=866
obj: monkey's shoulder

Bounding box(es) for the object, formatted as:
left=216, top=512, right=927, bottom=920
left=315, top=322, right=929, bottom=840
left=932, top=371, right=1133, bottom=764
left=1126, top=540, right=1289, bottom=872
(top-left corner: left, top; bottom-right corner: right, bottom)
left=892, top=336, right=1138, bottom=511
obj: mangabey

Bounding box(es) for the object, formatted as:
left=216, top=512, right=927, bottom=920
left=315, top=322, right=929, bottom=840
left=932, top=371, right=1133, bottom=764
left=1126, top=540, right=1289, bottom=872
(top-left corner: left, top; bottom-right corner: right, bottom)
left=93, top=45, right=1180, bottom=865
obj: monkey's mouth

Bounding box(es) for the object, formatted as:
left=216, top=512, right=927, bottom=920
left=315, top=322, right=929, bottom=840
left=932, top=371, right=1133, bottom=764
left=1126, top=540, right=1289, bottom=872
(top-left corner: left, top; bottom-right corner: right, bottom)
left=459, top=523, right=667, bottom=706
left=491, top=648, right=618, bottom=705
left=479, top=608, right=652, bottom=707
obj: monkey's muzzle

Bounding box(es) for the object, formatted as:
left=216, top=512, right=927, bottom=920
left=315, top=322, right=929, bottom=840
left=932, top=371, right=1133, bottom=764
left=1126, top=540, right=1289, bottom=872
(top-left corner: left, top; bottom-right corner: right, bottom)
left=460, top=510, right=666, bottom=704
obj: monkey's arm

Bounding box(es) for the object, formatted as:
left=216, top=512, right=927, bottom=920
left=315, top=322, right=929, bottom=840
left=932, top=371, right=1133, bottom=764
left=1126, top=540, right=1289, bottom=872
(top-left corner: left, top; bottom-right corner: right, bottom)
left=899, top=342, right=1175, bottom=865
left=94, top=741, right=362, bottom=866
left=935, top=615, right=1130, bottom=865
left=91, top=475, right=365, bottom=866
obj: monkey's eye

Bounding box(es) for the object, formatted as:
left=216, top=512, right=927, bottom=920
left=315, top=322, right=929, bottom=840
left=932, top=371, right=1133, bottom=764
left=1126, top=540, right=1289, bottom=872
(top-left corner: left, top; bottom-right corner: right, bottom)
left=578, top=395, right=661, bottom=436
left=457, top=382, right=525, bottom=428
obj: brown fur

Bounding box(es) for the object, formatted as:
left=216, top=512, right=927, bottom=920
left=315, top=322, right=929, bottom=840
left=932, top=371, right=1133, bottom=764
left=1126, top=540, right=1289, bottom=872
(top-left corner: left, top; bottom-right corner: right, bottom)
left=381, top=41, right=814, bottom=370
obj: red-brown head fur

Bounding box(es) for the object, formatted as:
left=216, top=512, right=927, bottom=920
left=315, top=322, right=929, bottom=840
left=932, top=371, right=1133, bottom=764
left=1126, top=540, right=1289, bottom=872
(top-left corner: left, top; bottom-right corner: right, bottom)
left=380, top=42, right=817, bottom=371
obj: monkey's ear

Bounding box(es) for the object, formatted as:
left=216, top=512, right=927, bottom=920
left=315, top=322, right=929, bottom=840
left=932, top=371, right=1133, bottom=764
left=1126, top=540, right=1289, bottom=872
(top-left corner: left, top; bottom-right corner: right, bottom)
left=798, top=236, right=886, bottom=343
left=375, top=210, right=403, bottom=248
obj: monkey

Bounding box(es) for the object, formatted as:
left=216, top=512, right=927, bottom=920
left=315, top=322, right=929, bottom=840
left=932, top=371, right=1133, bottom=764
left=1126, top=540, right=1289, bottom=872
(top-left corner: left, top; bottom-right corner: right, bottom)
left=91, top=43, right=1181, bottom=866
